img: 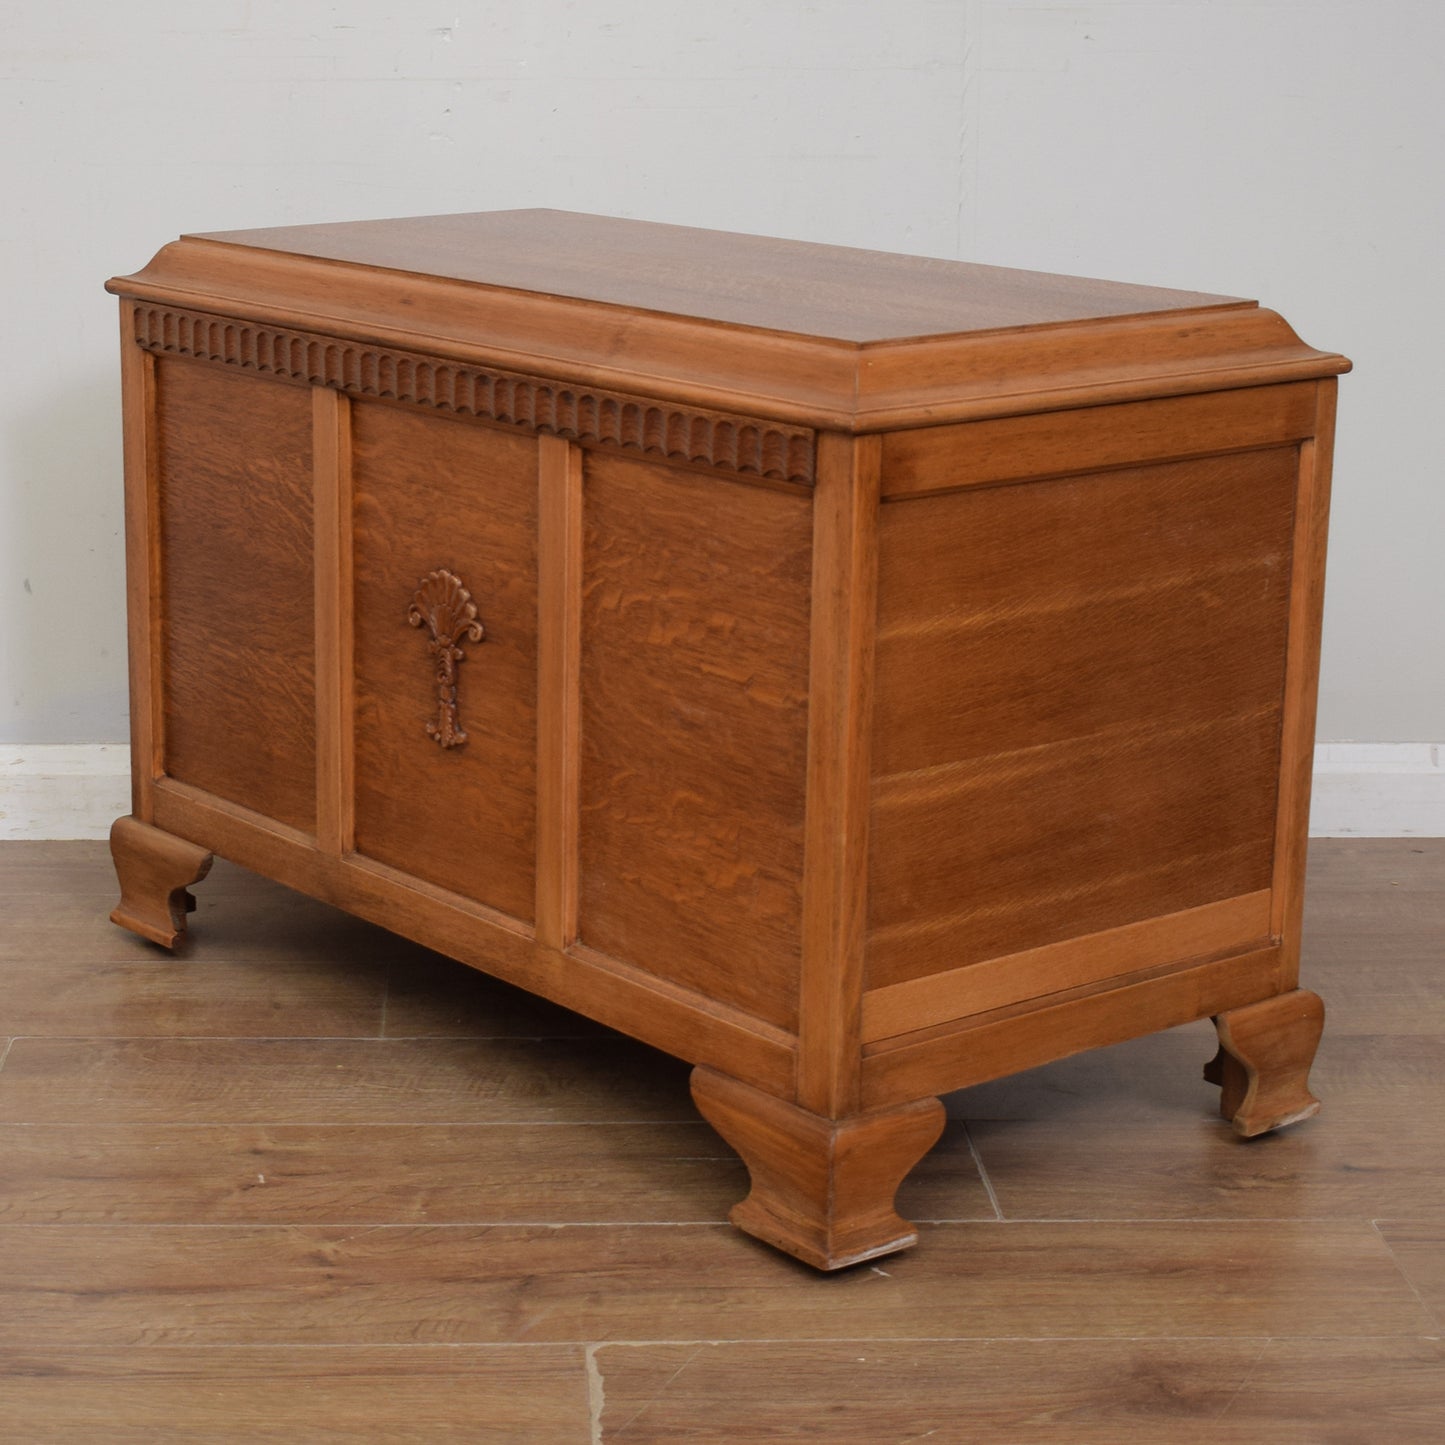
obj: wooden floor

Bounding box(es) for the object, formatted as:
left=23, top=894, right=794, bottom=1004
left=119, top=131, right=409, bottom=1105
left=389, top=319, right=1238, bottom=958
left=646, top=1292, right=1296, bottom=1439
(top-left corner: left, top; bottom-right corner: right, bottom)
left=0, top=839, right=1441, bottom=1441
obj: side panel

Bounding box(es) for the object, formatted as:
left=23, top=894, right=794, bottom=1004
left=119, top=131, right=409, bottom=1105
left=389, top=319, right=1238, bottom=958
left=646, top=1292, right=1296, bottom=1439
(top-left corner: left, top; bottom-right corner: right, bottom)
left=868, top=443, right=1298, bottom=1003
left=155, top=358, right=316, bottom=833
left=350, top=402, right=539, bottom=921
left=577, top=453, right=812, bottom=1030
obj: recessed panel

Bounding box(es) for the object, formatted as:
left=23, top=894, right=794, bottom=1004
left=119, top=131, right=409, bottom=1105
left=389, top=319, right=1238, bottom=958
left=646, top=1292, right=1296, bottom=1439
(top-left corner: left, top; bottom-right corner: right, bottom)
left=578, top=454, right=811, bottom=1029
left=156, top=360, right=316, bottom=832
left=351, top=404, right=538, bottom=920
left=869, top=446, right=1298, bottom=991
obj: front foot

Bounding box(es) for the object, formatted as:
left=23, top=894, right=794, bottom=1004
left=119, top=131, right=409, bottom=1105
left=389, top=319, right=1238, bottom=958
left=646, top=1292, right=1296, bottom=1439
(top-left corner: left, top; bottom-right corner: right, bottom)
left=109, top=815, right=213, bottom=949
left=1205, top=989, right=1324, bottom=1137
left=690, top=1067, right=944, bottom=1271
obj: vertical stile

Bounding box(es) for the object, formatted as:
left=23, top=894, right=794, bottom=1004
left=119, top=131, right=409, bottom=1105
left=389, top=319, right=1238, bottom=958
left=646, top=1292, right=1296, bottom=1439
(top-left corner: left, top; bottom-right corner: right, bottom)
left=313, top=386, right=355, bottom=853
left=1270, top=379, right=1339, bottom=986
left=797, top=432, right=882, bottom=1117
left=119, top=301, right=165, bottom=819
left=536, top=434, right=584, bottom=950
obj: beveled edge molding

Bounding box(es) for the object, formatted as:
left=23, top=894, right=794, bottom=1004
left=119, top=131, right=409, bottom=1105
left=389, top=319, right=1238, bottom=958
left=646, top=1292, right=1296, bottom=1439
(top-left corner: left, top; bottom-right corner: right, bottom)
left=131, top=302, right=816, bottom=485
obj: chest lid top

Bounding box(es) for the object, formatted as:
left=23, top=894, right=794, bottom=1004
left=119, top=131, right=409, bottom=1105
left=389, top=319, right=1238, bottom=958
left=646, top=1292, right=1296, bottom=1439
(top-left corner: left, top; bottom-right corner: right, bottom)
left=109, top=209, right=1349, bottom=429
left=186, top=209, right=1242, bottom=345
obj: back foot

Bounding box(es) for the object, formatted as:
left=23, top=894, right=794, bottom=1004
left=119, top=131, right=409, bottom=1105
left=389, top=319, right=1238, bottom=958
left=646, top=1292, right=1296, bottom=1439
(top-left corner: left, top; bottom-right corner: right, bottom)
left=1205, top=989, right=1324, bottom=1137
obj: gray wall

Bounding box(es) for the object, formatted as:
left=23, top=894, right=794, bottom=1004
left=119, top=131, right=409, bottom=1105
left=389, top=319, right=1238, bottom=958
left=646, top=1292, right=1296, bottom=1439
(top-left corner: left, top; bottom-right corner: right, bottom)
left=3, top=0, right=1438, bottom=744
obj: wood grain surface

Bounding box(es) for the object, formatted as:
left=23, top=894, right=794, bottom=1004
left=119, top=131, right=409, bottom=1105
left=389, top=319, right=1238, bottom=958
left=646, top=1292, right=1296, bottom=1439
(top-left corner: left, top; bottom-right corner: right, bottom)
left=691, top=1065, right=944, bottom=1269
left=863, top=891, right=1272, bottom=1041
left=191, top=209, right=1242, bottom=343
left=0, top=1037, right=692, bottom=1125
left=860, top=945, right=1286, bottom=1109
left=0, top=1347, right=592, bottom=1444
left=535, top=434, right=584, bottom=950
left=798, top=433, right=880, bottom=1114
left=578, top=453, right=812, bottom=1028
left=117, top=310, right=162, bottom=820
left=592, top=1338, right=1445, bottom=1444
left=0, top=1221, right=1423, bottom=1347
left=144, top=780, right=799, bottom=1097
left=0, top=1122, right=746, bottom=1225
left=1271, top=381, right=1339, bottom=985
left=350, top=401, right=538, bottom=919
left=1376, top=1223, right=1445, bottom=1331
left=112, top=217, right=1348, bottom=438
left=869, top=446, right=1297, bottom=990
left=155, top=358, right=316, bottom=831
left=312, top=385, right=355, bottom=855
left=878, top=381, right=1319, bottom=498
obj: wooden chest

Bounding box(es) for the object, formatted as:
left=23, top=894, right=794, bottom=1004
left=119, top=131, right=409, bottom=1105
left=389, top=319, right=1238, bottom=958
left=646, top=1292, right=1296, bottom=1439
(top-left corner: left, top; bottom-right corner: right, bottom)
left=105, top=211, right=1349, bottom=1269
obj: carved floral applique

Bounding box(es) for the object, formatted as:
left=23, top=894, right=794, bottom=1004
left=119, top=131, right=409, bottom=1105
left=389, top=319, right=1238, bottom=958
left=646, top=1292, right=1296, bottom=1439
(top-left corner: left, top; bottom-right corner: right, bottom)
left=407, top=569, right=485, bottom=748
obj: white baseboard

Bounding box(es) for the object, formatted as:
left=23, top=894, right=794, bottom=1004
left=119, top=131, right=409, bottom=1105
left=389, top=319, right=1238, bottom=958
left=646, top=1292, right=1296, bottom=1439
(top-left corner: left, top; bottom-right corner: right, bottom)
left=1308, top=742, right=1445, bottom=837
left=0, top=745, right=131, bottom=840
left=2, top=742, right=1443, bottom=841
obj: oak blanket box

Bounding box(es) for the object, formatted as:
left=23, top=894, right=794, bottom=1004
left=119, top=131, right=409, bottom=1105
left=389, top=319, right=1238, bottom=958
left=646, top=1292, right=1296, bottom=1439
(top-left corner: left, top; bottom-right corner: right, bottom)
left=105, top=210, right=1349, bottom=1269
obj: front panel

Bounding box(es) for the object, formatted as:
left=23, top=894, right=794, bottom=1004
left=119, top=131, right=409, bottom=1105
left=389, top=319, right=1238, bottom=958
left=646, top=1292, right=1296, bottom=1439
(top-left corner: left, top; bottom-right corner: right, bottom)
left=576, top=453, right=812, bottom=1030
left=350, top=401, right=539, bottom=921
left=155, top=358, right=317, bottom=833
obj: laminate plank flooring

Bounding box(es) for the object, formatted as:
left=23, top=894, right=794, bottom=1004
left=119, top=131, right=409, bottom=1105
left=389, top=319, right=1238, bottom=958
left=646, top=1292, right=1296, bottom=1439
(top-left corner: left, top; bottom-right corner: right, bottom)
left=0, top=1037, right=695, bottom=1124
left=0, top=1221, right=1426, bottom=1347
left=1376, top=1222, right=1445, bottom=1331
left=0, top=954, right=387, bottom=1038
left=0, top=1346, right=592, bottom=1443
left=0, top=839, right=1440, bottom=1439
left=594, top=1338, right=1445, bottom=1444
left=0, top=1123, right=754, bottom=1225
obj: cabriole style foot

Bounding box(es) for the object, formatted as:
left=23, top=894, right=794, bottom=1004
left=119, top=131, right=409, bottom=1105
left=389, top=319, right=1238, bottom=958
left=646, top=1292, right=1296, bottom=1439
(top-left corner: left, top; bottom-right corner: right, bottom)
left=109, top=815, right=214, bottom=949
left=1205, top=989, right=1324, bottom=1137
left=690, top=1066, right=945, bottom=1271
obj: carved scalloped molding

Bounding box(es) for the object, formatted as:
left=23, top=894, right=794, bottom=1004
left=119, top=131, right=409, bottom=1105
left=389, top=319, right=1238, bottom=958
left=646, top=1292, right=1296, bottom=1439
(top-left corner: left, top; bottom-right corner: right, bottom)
left=131, top=303, right=816, bottom=485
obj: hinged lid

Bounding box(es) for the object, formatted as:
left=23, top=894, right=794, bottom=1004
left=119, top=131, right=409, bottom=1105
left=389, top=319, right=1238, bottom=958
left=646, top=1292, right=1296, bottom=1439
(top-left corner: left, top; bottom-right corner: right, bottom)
left=108, top=209, right=1350, bottom=430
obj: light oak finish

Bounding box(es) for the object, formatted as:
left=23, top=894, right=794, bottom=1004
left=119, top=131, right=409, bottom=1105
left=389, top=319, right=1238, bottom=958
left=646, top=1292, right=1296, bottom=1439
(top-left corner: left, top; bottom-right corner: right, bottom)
left=535, top=433, right=584, bottom=951
left=878, top=379, right=1320, bottom=497
left=797, top=432, right=880, bottom=1114
left=108, top=815, right=212, bottom=949
left=147, top=776, right=799, bottom=1097
left=117, top=308, right=163, bottom=816
left=868, top=446, right=1296, bottom=987
left=191, top=210, right=1245, bottom=342
left=860, top=944, right=1289, bottom=1109
left=312, top=385, right=355, bottom=856
left=349, top=402, right=539, bottom=918
left=3, top=839, right=1442, bottom=1434
left=120, top=212, right=1348, bottom=429
left=690, top=1065, right=943, bottom=1269
left=154, top=359, right=317, bottom=832
left=1271, top=382, right=1340, bottom=985
left=576, top=452, right=811, bottom=1029
left=863, top=890, right=1272, bottom=1041
left=104, top=211, right=1348, bottom=1268
left=1206, top=987, right=1325, bottom=1135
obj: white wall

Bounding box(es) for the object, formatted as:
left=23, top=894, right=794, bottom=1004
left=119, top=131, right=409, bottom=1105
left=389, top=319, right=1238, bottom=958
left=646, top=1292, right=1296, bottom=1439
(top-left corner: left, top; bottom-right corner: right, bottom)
left=2, top=0, right=1439, bottom=748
